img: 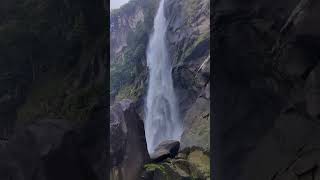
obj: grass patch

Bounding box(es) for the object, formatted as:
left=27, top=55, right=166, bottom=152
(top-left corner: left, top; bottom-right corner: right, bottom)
left=144, top=163, right=168, bottom=178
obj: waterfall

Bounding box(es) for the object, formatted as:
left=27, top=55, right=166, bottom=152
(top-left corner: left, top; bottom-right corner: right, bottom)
left=144, top=0, right=183, bottom=154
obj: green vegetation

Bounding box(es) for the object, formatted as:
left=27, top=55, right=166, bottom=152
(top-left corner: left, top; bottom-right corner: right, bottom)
left=110, top=0, right=159, bottom=102
left=110, top=23, right=149, bottom=95
left=144, top=163, right=168, bottom=179
left=115, top=81, right=144, bottom=102
left=144, top=163, right=166, bottom=174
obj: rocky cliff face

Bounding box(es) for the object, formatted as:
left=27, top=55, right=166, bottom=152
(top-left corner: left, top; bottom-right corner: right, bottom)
left=111, top=2, right=145, bottom=62
left=110, top=0, right=210, bottom=179
left=110, top=0, right=210, bottom=151
left=213, top=0, right=320, bottom=179
left=165, top=0, right=210, bottom=151
left=0, top=0, right=107, bottom=179
left=110, top=0, right=160, bottom=104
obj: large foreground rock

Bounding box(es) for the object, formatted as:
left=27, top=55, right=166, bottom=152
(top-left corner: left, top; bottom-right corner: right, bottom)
left=150, top=140, right=180, bottom=162
left=110, top=99, right=149, bottom=180
left=0, top=99, right=107, bottom=180
left=0, top=119, right=72, bottom=180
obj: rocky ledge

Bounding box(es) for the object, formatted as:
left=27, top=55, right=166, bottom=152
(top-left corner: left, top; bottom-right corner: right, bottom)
left=142, top=146, right=210, bottom=180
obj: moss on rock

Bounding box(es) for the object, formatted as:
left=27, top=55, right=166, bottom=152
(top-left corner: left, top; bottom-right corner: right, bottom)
left=144, top=163, right=167, bottom=175
left=187, top=150, right=210, bottom=179
left=115, top=82, right=144, bottom=102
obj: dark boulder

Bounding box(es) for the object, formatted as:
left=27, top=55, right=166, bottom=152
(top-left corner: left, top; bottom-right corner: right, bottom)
left=110, top=99, right=149, bottom=180
left=0, top=99, right=107, bottom=180
left=150, top=140, right=180, bottom=162
left=0, top=119, right=74, bottom=180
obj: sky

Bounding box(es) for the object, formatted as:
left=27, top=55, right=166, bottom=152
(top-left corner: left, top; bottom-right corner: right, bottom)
left=110, top=0, right=130, bottom=10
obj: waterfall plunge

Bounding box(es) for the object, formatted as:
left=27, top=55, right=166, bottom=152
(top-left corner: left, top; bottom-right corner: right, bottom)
left=144, top=0, right=183, bottom=154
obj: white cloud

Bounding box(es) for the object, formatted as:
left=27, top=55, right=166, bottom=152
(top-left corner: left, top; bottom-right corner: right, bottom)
left=110, top=0, right=130, bottom=10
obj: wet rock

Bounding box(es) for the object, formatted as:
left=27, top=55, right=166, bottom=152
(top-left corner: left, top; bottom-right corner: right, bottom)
left=150, top=140, right=180, bottom=162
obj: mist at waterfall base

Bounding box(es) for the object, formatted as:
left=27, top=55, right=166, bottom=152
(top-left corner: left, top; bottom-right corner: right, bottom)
left=144, top=0, right=183, bottom=154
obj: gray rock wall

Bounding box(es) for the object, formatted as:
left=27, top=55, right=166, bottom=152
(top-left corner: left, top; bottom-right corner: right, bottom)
left=165, top=0, right=210, bottom=151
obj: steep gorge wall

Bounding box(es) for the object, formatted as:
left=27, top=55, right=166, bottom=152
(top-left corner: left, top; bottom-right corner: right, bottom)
left=110, top=0, right=160, bottom=105
left=0, top=0, right=107, bottom=179
left=165, top=0, right=210, bottom=151
left=110, top=0, right=210, bottom=152
left=213, top=0, right=320, bottom=179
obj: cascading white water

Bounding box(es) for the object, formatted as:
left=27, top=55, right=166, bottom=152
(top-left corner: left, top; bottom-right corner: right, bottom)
left=144, top=0, right=183, bottom=154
